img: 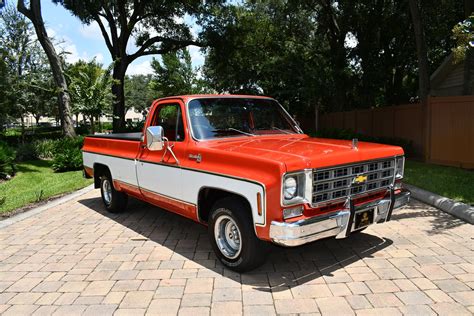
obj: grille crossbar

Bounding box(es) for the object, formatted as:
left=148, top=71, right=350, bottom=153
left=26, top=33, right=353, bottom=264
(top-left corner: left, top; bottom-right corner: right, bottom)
left=312, top=158, right=396, bottom=206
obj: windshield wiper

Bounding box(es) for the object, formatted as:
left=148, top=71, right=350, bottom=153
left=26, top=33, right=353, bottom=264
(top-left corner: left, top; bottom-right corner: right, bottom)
left=213, top=128, right=255, bottom=137
left=271, top=126, right=293, bottom=134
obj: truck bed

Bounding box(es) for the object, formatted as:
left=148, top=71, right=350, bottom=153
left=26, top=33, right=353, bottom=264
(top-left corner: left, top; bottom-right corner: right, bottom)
left=83, top=132, right=143, bottom=163
left=86, top=132, right=142, bottom=141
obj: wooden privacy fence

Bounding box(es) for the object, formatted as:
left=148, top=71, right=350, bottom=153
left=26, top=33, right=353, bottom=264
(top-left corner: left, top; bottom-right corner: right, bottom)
left=319, top=95, right=474, bottom=169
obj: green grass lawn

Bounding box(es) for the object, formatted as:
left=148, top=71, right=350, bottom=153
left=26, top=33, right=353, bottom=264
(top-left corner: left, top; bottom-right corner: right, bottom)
left=0, top=160, right=93, bottom=215
left=404, top=160, right=474, bottom=206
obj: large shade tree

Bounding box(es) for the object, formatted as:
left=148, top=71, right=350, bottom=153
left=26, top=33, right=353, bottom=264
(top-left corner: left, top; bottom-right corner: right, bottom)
left=150, top=48, right=207, bottom=98
left=1, top=4, right=57, bottom=134
left=202, top=1, right=341, bottom=128
left=17, top=0, right=76, bottom=137
left=56, top=0, right=220, bottom=132
left=124, top=74, right=154, bottom=115
left=203, top=0, right=463, bottom=120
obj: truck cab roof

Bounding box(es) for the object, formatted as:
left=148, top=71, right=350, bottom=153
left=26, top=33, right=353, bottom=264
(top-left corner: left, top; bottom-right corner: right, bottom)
left=155, top=94, right=274, bottom=103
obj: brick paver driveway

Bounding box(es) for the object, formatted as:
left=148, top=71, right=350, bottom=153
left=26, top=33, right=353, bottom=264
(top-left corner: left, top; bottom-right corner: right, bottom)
left=0, top=190, right=473, bottom=316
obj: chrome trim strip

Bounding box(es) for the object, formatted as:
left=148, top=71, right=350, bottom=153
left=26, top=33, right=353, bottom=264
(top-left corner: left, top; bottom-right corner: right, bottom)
left=312, top=157, right=400, bottom=207
left=270, top=190, right=410, bottom=247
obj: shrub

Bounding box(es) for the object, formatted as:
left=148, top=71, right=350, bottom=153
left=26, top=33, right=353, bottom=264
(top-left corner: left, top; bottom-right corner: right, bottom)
left=15, top=142, right=39, bottom=162
left=34, top=139, right=56, bottom=159
left=75, top=124, right=90, bottom=135
left=51, top=136, right=84, bottom=172
left=0, top=141, right=16, bottom=178
left=101, top=122, right=113, bottom=131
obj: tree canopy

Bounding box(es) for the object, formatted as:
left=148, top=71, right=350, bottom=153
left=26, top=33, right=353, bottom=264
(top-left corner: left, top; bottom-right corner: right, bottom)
left=0, top=0, right=468, bottom=134
left=202, top=0, right=465, bottom=123
left=56, top=0, right=220, bottom=131
left=151, top=48, right=208, bottom=98
left=67, top=59, right=112, bottom=133
left=0, top=4, right=56, bottom=129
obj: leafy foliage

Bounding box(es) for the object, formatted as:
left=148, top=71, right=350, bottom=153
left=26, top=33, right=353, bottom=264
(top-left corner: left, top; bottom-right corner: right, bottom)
left=0, top=140, right=16, bottom=178
left=50, top=137, right=84, bottom=172
left=151, top=48, right=209, bottom=98
left=125, top=74, right=155, bottom=114
left=56, top=0, right=221, bottom=131
left=0, top=4, right=57, bottom=128
left=15, top=142, right=39, bottom=162
left=202, top=2, right=327, bottom=117
left=34, top=139, right=56, bottom=159
left=202, top=0, right=464, bottom=120
left=452, top=14, right=474, bottom=62
left=67, top=59, right=112, bottom=133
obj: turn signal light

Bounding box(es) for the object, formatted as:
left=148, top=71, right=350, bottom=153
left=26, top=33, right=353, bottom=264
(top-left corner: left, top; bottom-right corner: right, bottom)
left=283, top=205, right=303, bottom=220
left=257, top=193, right=262, bottom=216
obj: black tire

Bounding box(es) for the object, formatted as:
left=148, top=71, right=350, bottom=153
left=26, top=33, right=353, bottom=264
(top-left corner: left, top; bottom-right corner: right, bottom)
left=208, top=196, right=266, bottom=272
left=99, top=171, right=128, bottom=213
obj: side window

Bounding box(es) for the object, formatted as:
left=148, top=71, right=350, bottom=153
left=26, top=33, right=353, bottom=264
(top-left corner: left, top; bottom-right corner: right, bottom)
left=152, top=104, right=185, bottom=142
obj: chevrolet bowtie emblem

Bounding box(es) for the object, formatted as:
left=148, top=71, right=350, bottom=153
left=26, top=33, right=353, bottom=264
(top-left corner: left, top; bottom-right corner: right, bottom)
left=353, top=175, right=368, bottom=184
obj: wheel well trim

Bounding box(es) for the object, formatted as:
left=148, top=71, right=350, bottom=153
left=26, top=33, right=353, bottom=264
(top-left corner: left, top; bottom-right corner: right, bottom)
left=196, top=186, right=265, bottom=233
left=92, top=163, right=112, bottom=189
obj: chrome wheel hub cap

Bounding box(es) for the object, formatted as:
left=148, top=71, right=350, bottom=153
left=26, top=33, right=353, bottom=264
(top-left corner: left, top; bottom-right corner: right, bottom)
left=214, top=214, right=242, bottom=259
left=102, top=179, right=112, bottom=205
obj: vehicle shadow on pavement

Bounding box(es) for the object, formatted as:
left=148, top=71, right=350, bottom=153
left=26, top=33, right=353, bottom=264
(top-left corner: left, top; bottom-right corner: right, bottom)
left=391, top=199, right=466, bottom=234
left=78, top=196, right=394, bottom=293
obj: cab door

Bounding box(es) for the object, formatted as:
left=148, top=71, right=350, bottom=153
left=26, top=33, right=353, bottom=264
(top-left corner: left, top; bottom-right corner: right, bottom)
left=136, top=100, right=195, bottom=219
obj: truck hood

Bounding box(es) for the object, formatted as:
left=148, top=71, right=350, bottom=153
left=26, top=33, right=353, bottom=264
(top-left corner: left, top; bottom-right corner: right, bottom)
left=204, top=135, right=404, bottom=171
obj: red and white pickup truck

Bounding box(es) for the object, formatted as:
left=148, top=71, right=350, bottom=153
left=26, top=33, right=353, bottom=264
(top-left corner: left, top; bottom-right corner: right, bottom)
left=83, top=95, right=410, bottom=271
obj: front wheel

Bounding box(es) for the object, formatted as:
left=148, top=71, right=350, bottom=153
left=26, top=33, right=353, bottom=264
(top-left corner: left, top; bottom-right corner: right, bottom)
left=208, top=197, right=266, bottom=272
left=100, top=172, right=128, bottom=213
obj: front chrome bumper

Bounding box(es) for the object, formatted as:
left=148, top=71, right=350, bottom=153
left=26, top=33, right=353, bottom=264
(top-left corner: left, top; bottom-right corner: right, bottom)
left=270, top=190, right=410, bottom=247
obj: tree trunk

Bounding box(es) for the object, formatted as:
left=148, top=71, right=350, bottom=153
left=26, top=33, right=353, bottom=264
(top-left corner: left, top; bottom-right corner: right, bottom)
left=112, top=60, right=128, bottom=132
left=17, top=0, right=76, bottom=138
left=408, top=0, right=430, bottom=102
left=314, top=101, right=320, bottom=132
left=20, top=115, right=25, bottom=144
left=465, top=0, right=473, bottom=18
left=408, top=0, right=431, bottom=161
left=90, top=115, right=95, bottom=134
left=318, top=0, right=349, bottom=111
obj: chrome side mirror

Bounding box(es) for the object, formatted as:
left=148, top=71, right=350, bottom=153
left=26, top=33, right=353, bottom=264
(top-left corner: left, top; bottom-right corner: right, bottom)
left=146, top=126, right=164, bottom=151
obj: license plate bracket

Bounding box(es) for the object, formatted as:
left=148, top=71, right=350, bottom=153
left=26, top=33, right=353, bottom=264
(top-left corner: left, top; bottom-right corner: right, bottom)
left=354, top=208, right=374, bottom=230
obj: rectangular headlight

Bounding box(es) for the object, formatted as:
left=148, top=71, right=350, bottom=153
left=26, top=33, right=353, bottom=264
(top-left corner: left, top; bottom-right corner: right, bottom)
left=282, top=170, right=312, bottom=206
left=282, top=172, right=305, bottom=205
left=395, top=156, right=405, bottom=179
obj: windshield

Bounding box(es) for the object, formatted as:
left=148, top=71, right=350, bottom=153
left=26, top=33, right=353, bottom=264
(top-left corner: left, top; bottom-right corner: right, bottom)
left=188, top=98, right=299, bottom=140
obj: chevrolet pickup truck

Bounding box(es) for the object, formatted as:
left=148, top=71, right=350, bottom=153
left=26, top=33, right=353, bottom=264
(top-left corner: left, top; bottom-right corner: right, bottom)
left=82, top=95, right=410, bottom=271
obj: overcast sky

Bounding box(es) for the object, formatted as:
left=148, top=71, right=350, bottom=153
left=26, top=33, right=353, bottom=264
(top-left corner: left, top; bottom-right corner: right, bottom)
left=41, top=1, right=205, bottom=75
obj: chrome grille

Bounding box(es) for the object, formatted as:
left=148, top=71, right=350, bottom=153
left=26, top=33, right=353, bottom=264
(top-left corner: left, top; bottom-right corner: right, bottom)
left=312, top=158, right=396, bottom=206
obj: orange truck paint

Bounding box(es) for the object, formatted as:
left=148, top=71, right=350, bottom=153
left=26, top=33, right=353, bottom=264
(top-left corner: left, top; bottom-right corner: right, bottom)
left=83, top=95, right=407, bottom=242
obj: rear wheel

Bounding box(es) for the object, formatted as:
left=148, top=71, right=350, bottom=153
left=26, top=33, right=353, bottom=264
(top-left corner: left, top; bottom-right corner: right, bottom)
left=208, top=197, right=266, bottom=272
left=100, top=172, right=128, bottom=213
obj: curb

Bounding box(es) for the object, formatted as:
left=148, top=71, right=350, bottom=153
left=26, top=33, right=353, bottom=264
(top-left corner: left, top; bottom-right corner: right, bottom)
left=404, top=183, right=474, bottom=224
left=0, top=184, right=95, bottom=229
